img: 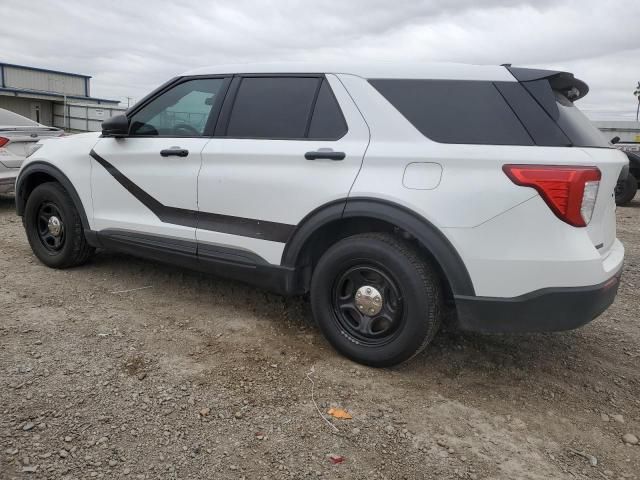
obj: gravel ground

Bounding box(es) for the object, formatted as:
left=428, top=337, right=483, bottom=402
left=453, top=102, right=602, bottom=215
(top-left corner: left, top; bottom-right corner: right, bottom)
left=1, top=193, right=639, bottom=480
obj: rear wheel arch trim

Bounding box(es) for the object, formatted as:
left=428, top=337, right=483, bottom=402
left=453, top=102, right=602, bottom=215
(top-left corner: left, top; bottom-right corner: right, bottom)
left=16, top=162, right=90, bottom=232
left=282, top=197, right=476, bottom=297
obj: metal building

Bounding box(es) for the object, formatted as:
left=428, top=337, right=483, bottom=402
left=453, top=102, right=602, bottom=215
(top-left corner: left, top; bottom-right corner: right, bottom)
left=0, top=62, right=123, bottom=131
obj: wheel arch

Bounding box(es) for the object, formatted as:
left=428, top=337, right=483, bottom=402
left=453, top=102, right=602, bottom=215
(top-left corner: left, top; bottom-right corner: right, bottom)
left=16, top=162, right=91, bottom=232
left=282, top=197, right=476, bottom=298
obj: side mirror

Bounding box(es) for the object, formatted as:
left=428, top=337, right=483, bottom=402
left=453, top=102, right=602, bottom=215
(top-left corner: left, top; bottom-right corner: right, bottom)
left=611, top=136, right=620, bottom=144
left=102, top=114, right=129, bottom=137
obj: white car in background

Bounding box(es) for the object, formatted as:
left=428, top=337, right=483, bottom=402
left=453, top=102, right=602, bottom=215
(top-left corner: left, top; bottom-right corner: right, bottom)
left=0, top=108, right=63, bottom=194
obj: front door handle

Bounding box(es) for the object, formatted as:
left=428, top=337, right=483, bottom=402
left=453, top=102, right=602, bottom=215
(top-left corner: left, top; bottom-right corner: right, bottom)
left=160, top=148, right=189, bottom=157
left=305, top=150, right=346, bottom=161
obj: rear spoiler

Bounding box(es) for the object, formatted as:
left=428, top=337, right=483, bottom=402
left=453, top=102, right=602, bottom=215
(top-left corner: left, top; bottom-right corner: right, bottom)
left=505, top=66, right=589, bottom=101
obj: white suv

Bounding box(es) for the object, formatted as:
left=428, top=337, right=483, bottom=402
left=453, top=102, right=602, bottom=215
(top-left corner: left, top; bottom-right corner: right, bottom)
left=15, top=63, right=625, bottom=367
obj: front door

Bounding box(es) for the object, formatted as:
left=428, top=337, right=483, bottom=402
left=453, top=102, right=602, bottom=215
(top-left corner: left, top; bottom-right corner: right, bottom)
left=197, top=74, right=370, bottom=265
left=91, top=77, right=229, bottom=249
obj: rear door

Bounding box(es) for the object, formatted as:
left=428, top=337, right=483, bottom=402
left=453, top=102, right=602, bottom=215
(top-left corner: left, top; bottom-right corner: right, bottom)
left=197, top=74, right=370, bottom=264
left=91, top=77, right=229, bottom=245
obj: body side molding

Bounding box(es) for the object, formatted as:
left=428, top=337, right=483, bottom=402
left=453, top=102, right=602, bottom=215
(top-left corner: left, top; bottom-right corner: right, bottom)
left=96, top=229, right=303, bottom=295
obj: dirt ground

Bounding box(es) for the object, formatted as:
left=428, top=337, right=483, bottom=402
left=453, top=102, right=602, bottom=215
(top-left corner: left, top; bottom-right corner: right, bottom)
left=1, top=194, right=639, bottom=480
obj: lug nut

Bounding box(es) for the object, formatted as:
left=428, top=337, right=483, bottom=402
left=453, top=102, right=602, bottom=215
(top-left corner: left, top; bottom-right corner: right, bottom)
left=374, top=297, right=380, bottom=303
left=366, top=288, right=371, bottom=294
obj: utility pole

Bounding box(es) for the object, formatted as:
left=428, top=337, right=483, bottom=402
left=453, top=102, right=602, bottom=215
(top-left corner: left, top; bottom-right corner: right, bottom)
left=126, top=96, right=133, bottom=108
left=635, top=82, right=640, bottom=122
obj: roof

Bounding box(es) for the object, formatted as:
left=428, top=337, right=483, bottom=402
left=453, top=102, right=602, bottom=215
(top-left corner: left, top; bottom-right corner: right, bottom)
left=183, top=62, right=516, bottom=81
left=0, top=62, right=92, bottom=79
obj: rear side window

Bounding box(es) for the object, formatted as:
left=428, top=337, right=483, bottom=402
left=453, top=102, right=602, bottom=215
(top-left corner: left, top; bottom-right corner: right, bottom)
left=369, top=79, right=533, bottom=145
left=226, top=77, right=316, bottom=139
left=225, top=77, right=347, bottom=140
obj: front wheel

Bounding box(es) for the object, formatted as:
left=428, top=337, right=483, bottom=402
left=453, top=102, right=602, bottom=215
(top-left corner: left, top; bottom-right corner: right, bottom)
left=23, top=182, right=94, bottom=268
left=310, top=233, right=443, bottom=367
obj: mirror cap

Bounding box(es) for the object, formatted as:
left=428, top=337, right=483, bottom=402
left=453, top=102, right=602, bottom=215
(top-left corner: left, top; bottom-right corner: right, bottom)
left=101, top=114, right=129, bottom=137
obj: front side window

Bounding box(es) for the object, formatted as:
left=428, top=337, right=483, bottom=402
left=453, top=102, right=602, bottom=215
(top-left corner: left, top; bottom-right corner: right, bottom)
left=129, top=78, right=225, bottom=136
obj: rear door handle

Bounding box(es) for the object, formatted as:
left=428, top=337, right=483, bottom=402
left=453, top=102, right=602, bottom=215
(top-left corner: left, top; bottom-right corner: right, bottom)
left=305, top=150, right=346, bottom=161
left=160, top=148, right=189, bottom=157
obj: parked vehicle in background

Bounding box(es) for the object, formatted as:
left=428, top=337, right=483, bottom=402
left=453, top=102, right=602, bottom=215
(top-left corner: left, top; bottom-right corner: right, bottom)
left=614, top=142, right=640, bottom=205
left=0, top=108, right=63, bottom=194
left=14, top=62, right=626, bottom=366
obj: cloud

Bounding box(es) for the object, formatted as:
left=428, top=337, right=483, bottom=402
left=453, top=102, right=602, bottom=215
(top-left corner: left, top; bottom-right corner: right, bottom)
left=0, top=0, right=638, bottom=118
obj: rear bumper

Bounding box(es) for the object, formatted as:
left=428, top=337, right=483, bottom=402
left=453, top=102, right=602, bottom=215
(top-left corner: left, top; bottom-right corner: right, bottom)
left=453, top=266, right=623, bottom=333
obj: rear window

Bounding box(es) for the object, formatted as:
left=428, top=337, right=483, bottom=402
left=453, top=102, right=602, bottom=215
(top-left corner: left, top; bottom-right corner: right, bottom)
left=370, top=78, right=609, bottom=148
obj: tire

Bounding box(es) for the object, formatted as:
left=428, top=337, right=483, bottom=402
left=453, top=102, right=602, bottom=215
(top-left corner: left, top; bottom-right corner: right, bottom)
left=23, top=182, right=94, bottom=268
left=310, top=233, right=443, bottom=367
left=615, top=173, right=638, bottom=206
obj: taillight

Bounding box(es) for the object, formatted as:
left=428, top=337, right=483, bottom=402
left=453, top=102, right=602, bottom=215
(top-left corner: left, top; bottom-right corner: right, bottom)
left=0, top=137, right=9, bottom=147
left=503, top=165, right=601, bottom=227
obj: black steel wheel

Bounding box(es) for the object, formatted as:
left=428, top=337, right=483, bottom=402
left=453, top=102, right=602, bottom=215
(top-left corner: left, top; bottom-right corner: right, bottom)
left=24, top=182, right=94, bottom=268
left=332, top=264, right=404, bottom=346
left=311, top=233, right=442, bottom=367
left=35, top=201, right=66, bottom=252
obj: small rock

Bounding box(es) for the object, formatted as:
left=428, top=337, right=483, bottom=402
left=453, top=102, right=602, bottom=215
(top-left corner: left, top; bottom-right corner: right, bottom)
left=109, top=459, right=118, bottom=467
left=59, top=449, right=69, bottom=458
left=384, top=425, right=395, bottom=435
left=612, top=414, right=624, bottom=424
left=622, top=433, right=638, bottom=445
left=351, top=428, right=361, bottom=435
left=229, top=465, right=238, bottom=470
left=22, top=422, right=35, bottom=431
left=601, top=413, right=610, bottom=422
left=234, top=411, right=243, bottom=419
left=123, top=468, right=131, bottom=475
left=137, top=373, right=147, bottom=381
left=22, top=466, right=38, bottom=473
left=200, top=407, right=210, bottom=417
left=64, top=436, right=72, bottom=442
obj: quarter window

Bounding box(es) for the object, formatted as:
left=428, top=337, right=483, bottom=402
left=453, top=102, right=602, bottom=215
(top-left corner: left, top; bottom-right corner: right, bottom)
left=308, top=80, right=348, bottom=139
left=129, top=78, right=226, bottom=137
left=370, top=79, right=533, bottom=145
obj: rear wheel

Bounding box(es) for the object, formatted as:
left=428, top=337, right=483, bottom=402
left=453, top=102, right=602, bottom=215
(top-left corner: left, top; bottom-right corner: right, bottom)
left=310, top=233, right=442, bottom=367
left=615, top=173, right=638, bottom=206
left=23, top=182, right=94, bottom=268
